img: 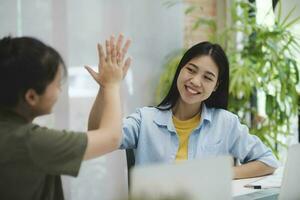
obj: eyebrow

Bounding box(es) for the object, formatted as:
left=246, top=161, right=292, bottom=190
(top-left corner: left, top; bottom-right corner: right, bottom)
left=188, top=63, right=216, bottom=78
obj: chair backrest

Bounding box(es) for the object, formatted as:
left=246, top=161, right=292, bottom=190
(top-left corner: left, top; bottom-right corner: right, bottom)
left=126, top=149, right=135, bottom=188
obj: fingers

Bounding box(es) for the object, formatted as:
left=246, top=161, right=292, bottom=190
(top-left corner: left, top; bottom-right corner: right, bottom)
left=110, top=35, right=117, bottom=64
left=105, top=40, right=111, bottom=63
left=123, top=57, right=132, bottom=77
left=121, top=39, right=131, bottom=61
left=116, top=34, right=124, bottom=54
left=85, top=66, right=99, bottom=83
left=103, top=34, right=131, bottom=67
left=97, top=43, right=105, bottom=66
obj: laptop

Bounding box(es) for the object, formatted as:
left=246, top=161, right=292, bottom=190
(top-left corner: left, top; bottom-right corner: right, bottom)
left=130, top=156, right=233, bottom=200
left=279, top=143, right=300, bottom=199
left=234, top=144, right=300, bottom=200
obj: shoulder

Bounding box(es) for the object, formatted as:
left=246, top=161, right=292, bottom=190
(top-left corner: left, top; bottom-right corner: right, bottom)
left=206, top=107, right=240, bottom=124
left=26, top=123, right=87, bottom=142
left=204, top=107, right=249, bottom=140
left=131, top=106, right=164, bottom=117
left=139, top=106, right=162, bottom=114
left=126, top=106, right=169, bottom=126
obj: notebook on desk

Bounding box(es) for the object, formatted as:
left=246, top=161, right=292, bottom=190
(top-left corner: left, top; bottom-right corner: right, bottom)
left=130, top=156, right=233, bottom=200
left=234, top=144, right=300, bottom=200
left=244, top=167, right=283, bottom=189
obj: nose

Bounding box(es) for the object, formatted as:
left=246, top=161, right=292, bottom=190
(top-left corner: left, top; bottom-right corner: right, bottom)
left=190, top=74, right=202, bottom=87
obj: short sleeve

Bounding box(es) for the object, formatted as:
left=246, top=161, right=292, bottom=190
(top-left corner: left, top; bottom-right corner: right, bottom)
left=25, top=124, right=87, bottom=177
left=229, top=115, right=279, bottom=168
left=119, top=109, right=142, bottom=149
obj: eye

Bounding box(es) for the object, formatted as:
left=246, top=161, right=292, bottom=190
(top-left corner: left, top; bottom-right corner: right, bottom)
left=204, top=76, right=213, bottom=81
left=186, top=67, right=196, bottom=74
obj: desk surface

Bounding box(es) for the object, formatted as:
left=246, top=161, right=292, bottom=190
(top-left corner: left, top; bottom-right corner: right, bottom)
left=232, top=167, right=283, bottom=197
left=233, top=176, right=263, bottom=196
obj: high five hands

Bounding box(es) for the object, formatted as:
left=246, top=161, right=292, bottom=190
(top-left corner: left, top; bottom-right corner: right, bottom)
left=85, top=34, right=131, bottom=88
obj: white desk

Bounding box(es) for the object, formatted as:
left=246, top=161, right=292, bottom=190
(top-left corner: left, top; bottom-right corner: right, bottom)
left=233, top=176, right=265, bottom=196
left=232, top=167, right=283, bottom=198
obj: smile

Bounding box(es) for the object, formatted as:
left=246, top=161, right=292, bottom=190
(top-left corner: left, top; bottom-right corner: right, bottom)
left=185, top=86, right=200, bottom=95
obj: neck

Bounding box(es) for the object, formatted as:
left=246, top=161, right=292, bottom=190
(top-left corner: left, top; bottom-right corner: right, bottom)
left=13, top=102, right=36, bottom=122
left=172, top=100, right=202, bottom=120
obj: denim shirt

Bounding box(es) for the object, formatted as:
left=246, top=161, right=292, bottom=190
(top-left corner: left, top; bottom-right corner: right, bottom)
left=120, top=105, right=279, bottom=168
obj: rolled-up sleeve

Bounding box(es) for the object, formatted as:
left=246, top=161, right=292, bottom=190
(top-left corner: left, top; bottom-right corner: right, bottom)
left=119, top=109, right=142, bottom=149
left=229, top=115, right=279, bottom=168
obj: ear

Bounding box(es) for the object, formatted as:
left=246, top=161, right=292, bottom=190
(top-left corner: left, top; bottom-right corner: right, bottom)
left=24, top=89, right=40, bottom=106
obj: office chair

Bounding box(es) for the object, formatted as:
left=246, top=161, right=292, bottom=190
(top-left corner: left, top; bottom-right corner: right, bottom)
left=126, top=149, right=135, bottom=188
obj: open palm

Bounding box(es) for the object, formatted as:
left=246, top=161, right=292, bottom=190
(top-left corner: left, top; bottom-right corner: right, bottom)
left=85, top=34, right=131, bottom=87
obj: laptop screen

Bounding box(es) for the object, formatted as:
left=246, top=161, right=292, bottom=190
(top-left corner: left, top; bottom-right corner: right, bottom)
left=279, top=144, right=300, bottom=200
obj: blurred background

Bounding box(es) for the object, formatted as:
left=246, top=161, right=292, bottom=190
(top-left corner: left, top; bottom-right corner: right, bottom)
left=0, top=0, right=299, bottom=200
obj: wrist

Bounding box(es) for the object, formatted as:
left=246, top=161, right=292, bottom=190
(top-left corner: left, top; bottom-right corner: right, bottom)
left=101, top=83, right=121, bottom=91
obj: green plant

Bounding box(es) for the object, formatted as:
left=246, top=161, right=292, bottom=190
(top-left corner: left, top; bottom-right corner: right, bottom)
left=156, top=0, right=300, bottom=158
left=226, top=0, right=300, bottom=158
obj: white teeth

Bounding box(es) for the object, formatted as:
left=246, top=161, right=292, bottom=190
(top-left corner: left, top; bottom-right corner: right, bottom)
left=186, top=86, right=199, bottom=94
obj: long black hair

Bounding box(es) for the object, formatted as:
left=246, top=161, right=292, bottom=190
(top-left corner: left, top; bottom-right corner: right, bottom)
left=0, top=36, right=66, bottom=108
left=157, top=41, right=229, bottom=110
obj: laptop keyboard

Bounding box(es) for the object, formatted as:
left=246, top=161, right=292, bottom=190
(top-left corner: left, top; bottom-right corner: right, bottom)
left=234, top=188, right=280, bottom=200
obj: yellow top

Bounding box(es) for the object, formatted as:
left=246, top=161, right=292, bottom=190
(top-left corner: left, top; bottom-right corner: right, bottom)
left=172, top=114, right=200, bottom=160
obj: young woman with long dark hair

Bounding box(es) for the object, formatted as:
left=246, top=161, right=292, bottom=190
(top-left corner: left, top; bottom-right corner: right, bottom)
left=88, top=41, right=278, bottom=179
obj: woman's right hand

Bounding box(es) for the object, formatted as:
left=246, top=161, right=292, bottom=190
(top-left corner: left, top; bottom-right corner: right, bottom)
left=85, top=34, right=131, bottom=88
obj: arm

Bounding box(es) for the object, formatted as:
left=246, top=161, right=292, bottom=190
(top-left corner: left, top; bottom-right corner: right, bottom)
left=88, top=34, right=131, bottom=131
left=83, top=34, right=131, bottom=160
left=88, top=88, right=103, bottom=131
left=234, top=160, right=276, bottom=179
left=229, top=115, right=279, bottom=179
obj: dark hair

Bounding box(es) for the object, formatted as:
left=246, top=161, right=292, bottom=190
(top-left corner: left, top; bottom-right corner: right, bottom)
left=157, top=41, right=229, bottom=110
left=0, top=36, right=66, bottom=108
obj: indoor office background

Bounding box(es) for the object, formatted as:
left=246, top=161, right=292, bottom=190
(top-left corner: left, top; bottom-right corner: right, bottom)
left=0, top=0, right=183, bottom=199
left=0, top=0, right=299, bottom=200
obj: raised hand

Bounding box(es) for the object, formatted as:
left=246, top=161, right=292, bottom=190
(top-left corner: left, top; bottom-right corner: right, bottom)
left=85, top=34, right=131, bottom=88
left=115, top=34, right=131, bottom=78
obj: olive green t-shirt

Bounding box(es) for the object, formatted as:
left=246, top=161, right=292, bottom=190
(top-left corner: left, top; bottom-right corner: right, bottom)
left=0, top=109, right=88, bottom=200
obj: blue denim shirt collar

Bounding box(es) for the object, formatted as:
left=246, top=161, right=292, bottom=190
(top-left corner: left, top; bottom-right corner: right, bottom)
left=153, top=104, right=212, bottom=132
left=201, top=104, right=212, bottom=123
left=152, top=109, right=175, bottom=133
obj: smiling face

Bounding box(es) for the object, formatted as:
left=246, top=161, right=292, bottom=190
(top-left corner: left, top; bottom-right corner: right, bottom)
left=176, top=55, right=219, bottom=107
